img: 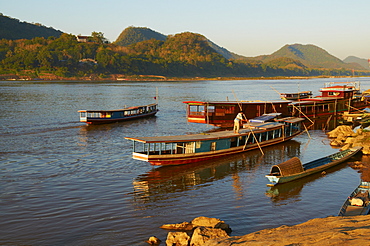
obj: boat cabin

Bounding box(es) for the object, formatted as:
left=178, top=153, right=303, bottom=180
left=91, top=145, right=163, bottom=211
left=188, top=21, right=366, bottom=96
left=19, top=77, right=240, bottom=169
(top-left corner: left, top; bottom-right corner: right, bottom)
left=183, top=100, right=291, bottom=127
left=280, top=91, right=312, bottom=100
left=78, top=103, right=158, bottom=124
left=318, top=85, right=355, bottom=99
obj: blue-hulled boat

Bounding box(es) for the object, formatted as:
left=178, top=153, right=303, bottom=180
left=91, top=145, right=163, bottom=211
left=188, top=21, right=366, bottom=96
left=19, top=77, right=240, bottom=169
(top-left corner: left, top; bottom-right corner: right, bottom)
left=125, top=114, right=305, bottom=166
left=338, top=181, right=370, bottom=216
left=265, top=146, right=362, bottom=186
left=78, top=103, right=158, bottom=124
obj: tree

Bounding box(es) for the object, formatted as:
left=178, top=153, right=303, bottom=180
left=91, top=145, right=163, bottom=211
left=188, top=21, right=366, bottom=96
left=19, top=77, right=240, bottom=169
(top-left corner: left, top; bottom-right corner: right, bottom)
left=90, top=32, right=109, bottom=44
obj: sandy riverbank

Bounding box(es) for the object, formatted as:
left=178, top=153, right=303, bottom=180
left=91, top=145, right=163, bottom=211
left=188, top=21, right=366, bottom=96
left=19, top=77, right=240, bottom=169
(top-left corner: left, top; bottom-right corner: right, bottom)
left=204, top=215, right=370, bottom=246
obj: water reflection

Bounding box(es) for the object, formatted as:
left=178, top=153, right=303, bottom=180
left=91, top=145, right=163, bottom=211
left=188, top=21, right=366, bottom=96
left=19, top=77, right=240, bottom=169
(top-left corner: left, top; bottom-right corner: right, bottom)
left=132, top=140, right=301, bottom=203
left=304, top=116, right=340, bottom=131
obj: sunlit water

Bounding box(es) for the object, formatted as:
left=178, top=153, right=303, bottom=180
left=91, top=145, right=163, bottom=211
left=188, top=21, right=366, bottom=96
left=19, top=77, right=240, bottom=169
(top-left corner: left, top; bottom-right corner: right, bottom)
left=1, top=77, right=369, bottom=245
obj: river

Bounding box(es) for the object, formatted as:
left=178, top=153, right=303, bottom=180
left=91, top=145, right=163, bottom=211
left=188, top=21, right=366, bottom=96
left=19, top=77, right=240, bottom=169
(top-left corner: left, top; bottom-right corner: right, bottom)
left=0, top=77, right=369, bottom=245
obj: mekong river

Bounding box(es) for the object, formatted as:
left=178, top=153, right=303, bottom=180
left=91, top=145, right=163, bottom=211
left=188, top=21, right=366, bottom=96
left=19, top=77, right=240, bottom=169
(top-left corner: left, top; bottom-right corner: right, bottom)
left=1, top=77, right=369, bottom=245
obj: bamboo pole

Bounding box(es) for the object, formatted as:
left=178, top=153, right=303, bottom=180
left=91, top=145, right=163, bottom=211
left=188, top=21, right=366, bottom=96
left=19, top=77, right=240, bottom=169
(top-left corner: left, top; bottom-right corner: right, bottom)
left=270, top=86, right=314, bottom=124
left=232, top=90, right=264, bottom=155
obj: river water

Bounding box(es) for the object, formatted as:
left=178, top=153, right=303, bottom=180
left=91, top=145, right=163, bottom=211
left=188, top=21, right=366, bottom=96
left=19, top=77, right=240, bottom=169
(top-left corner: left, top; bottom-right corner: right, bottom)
left=1, top=77, right=369, bottom=245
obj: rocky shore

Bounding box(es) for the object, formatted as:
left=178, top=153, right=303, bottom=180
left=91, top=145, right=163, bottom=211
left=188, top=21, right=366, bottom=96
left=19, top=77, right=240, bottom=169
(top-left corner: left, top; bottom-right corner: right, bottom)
left=204, top=215, right=370, bottom=246
left=148, top=215, right=370, bottom=245
left=328, top=125, right=370, bottom=155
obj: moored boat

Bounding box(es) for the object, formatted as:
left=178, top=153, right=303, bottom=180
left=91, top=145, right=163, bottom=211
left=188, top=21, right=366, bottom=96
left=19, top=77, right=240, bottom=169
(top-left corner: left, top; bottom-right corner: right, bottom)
left=183, top=82, right=370, bottom=128
left=183, top=100, right=291, bottom=127
left=78, top=103, right=158, bottom=124
left=338, top=181, right=370, bottom=216
left=280, top=91, right=312, bottom=100
left=265, top=146, right=362, bottom=186
left=125, top=114, right=305, bottom=166
left=289, top=82, right=370, bottom=119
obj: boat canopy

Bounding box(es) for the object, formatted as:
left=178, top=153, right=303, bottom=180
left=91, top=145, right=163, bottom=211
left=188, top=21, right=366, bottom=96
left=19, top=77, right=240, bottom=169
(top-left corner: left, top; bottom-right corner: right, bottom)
left=249, top=113, right=281, bottom=123
left=269, top=157, right=304, bottom=176
left=78, top=103, right=157, bottom=113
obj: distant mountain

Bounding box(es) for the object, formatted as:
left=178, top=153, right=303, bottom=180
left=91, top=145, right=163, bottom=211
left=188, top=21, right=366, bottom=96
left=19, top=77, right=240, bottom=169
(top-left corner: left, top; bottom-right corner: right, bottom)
left=0, top=14, right=63, bottom=40
left=206, top=40, right=246, bottom=60
left=114, top=26, right=167, bottom=46
left=343, top=56, right=369, bottom=70
left=114, top=26, right=244, bottom=60
left=254, top=44, right=365, bottom=70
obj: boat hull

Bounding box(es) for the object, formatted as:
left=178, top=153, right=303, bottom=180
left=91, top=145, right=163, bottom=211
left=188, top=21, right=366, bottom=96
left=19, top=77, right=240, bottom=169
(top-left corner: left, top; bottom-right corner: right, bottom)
left=133, top=132, right=301, bottom=166
left=266, top=146, right=362, bottom=186
left=84, top=111, right=158, bottom=125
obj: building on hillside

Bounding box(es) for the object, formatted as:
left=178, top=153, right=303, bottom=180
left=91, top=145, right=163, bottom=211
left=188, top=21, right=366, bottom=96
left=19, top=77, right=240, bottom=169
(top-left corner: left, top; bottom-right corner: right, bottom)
left=76, top=36, right=90, bottom=42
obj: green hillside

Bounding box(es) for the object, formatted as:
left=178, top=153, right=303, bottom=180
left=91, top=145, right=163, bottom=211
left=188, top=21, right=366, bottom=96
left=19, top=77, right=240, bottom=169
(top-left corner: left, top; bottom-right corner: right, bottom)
left=2, top=32, right=368, bottom=79
left=114, top=26, right=167, bottom=46
left=0, top=17, right=369, bottom=79
left=0, top=14, right=63, bottom=40
left=343, top=56, right=369, bottom=70
left=255, top=44, right=364, bottom=70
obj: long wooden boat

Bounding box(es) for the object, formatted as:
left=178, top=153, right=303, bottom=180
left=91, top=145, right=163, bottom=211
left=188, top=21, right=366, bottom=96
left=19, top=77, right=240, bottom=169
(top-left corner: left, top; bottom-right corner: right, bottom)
left=183, top=100, right=291, bottom=127
left=183, top=82, right=370, bottom=128
left=289, top=82, right=369, bottom=119
left=125, top=114, right=305, bottom=166
left=78, top=103, right=158, bottom=124
left=280, top=91, right=312, bottom=100
left=265, top=146, right=362, bottom=186
left=338, top=181, right=370, bottom=216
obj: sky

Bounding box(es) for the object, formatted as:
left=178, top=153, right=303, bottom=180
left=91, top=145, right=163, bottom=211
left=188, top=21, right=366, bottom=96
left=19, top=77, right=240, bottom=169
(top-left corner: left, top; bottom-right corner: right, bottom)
left=2, top=0, right=370, bottom=60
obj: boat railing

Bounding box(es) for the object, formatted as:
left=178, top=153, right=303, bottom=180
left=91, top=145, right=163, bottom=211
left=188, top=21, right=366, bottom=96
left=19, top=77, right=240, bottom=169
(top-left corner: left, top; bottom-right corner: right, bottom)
left=324, top=81, right=360, bottom=91
left=303, top=157, right=331, bottom=170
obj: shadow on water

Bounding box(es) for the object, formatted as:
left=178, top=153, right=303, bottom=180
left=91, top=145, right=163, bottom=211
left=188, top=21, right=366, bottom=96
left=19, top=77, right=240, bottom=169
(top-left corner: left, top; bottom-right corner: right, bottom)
left=131, top=140, right=302, bottom=203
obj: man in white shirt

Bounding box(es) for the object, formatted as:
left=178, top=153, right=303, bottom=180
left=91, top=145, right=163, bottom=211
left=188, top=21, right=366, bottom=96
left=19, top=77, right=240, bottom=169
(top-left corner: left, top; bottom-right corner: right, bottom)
left=233, top=112, right=245, bottom=133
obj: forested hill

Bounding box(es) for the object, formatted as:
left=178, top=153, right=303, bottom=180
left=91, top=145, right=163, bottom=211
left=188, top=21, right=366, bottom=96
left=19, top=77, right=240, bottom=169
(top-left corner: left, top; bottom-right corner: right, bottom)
left=254, top=44, right=367, bottom=70
left=114, top=26, right=243, bottom=60
left=114, top=27, right=167, bottom=46
left=0, top=14, right=63, bottom=40
left=344, top=56, right=369, bottom=70
left=1, top=32, right=369, bottom=80
left=0, top=17, right=369, bottom=79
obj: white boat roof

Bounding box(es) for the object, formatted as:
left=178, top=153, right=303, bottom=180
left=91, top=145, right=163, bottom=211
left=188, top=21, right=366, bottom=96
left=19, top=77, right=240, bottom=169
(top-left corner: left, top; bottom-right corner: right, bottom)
left=78, top=103, right=157, bottom=113
left=125, top=121, right=289, bottom=143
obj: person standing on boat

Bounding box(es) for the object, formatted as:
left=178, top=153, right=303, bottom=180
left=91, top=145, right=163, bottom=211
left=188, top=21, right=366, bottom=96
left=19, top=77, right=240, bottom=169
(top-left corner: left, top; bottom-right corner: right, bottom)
left=234, top=112, right=245, bottom=133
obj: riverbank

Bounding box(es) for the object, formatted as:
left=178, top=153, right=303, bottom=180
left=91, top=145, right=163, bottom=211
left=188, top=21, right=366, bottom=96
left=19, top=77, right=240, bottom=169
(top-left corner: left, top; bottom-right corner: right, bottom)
left=0, top=73, right=364, bottom=82
left=204, top=215, right=370, bottom=246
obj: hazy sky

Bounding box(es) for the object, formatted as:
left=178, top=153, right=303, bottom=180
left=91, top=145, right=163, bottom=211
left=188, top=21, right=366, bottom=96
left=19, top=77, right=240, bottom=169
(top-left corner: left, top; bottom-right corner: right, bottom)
left=2, top=0, right=370, bottom=60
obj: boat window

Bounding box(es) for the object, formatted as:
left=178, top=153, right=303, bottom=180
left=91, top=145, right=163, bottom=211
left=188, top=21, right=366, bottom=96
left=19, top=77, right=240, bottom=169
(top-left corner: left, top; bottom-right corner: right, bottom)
left=230, top=137, right=238, bottom=147
left=196, top=141, right=202, bottom=148
left=185, top=142, right=195, bottom=154
left=215, top=107, right=226, bottom=116
left=206, top=105, right=215, bottom=113
left=224, top=106, right=235, bottom=114
left=260, top=132, right=266, bottom=141
left=267, top=130, right=274, bottom=140
left=189, top=105, right=205, bottom=116
left=211, top=142, right=216, bottom=151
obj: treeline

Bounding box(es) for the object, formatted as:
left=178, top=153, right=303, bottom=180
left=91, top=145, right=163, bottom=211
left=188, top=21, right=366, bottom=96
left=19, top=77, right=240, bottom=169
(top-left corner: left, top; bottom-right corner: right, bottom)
left=0, top=32, right=369, bottom=79
left=0, top=14, right=62, bottom=40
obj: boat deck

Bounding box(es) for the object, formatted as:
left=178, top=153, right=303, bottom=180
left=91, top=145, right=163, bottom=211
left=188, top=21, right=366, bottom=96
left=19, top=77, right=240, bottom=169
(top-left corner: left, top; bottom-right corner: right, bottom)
left=125, top=121, right=283, bottom=143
